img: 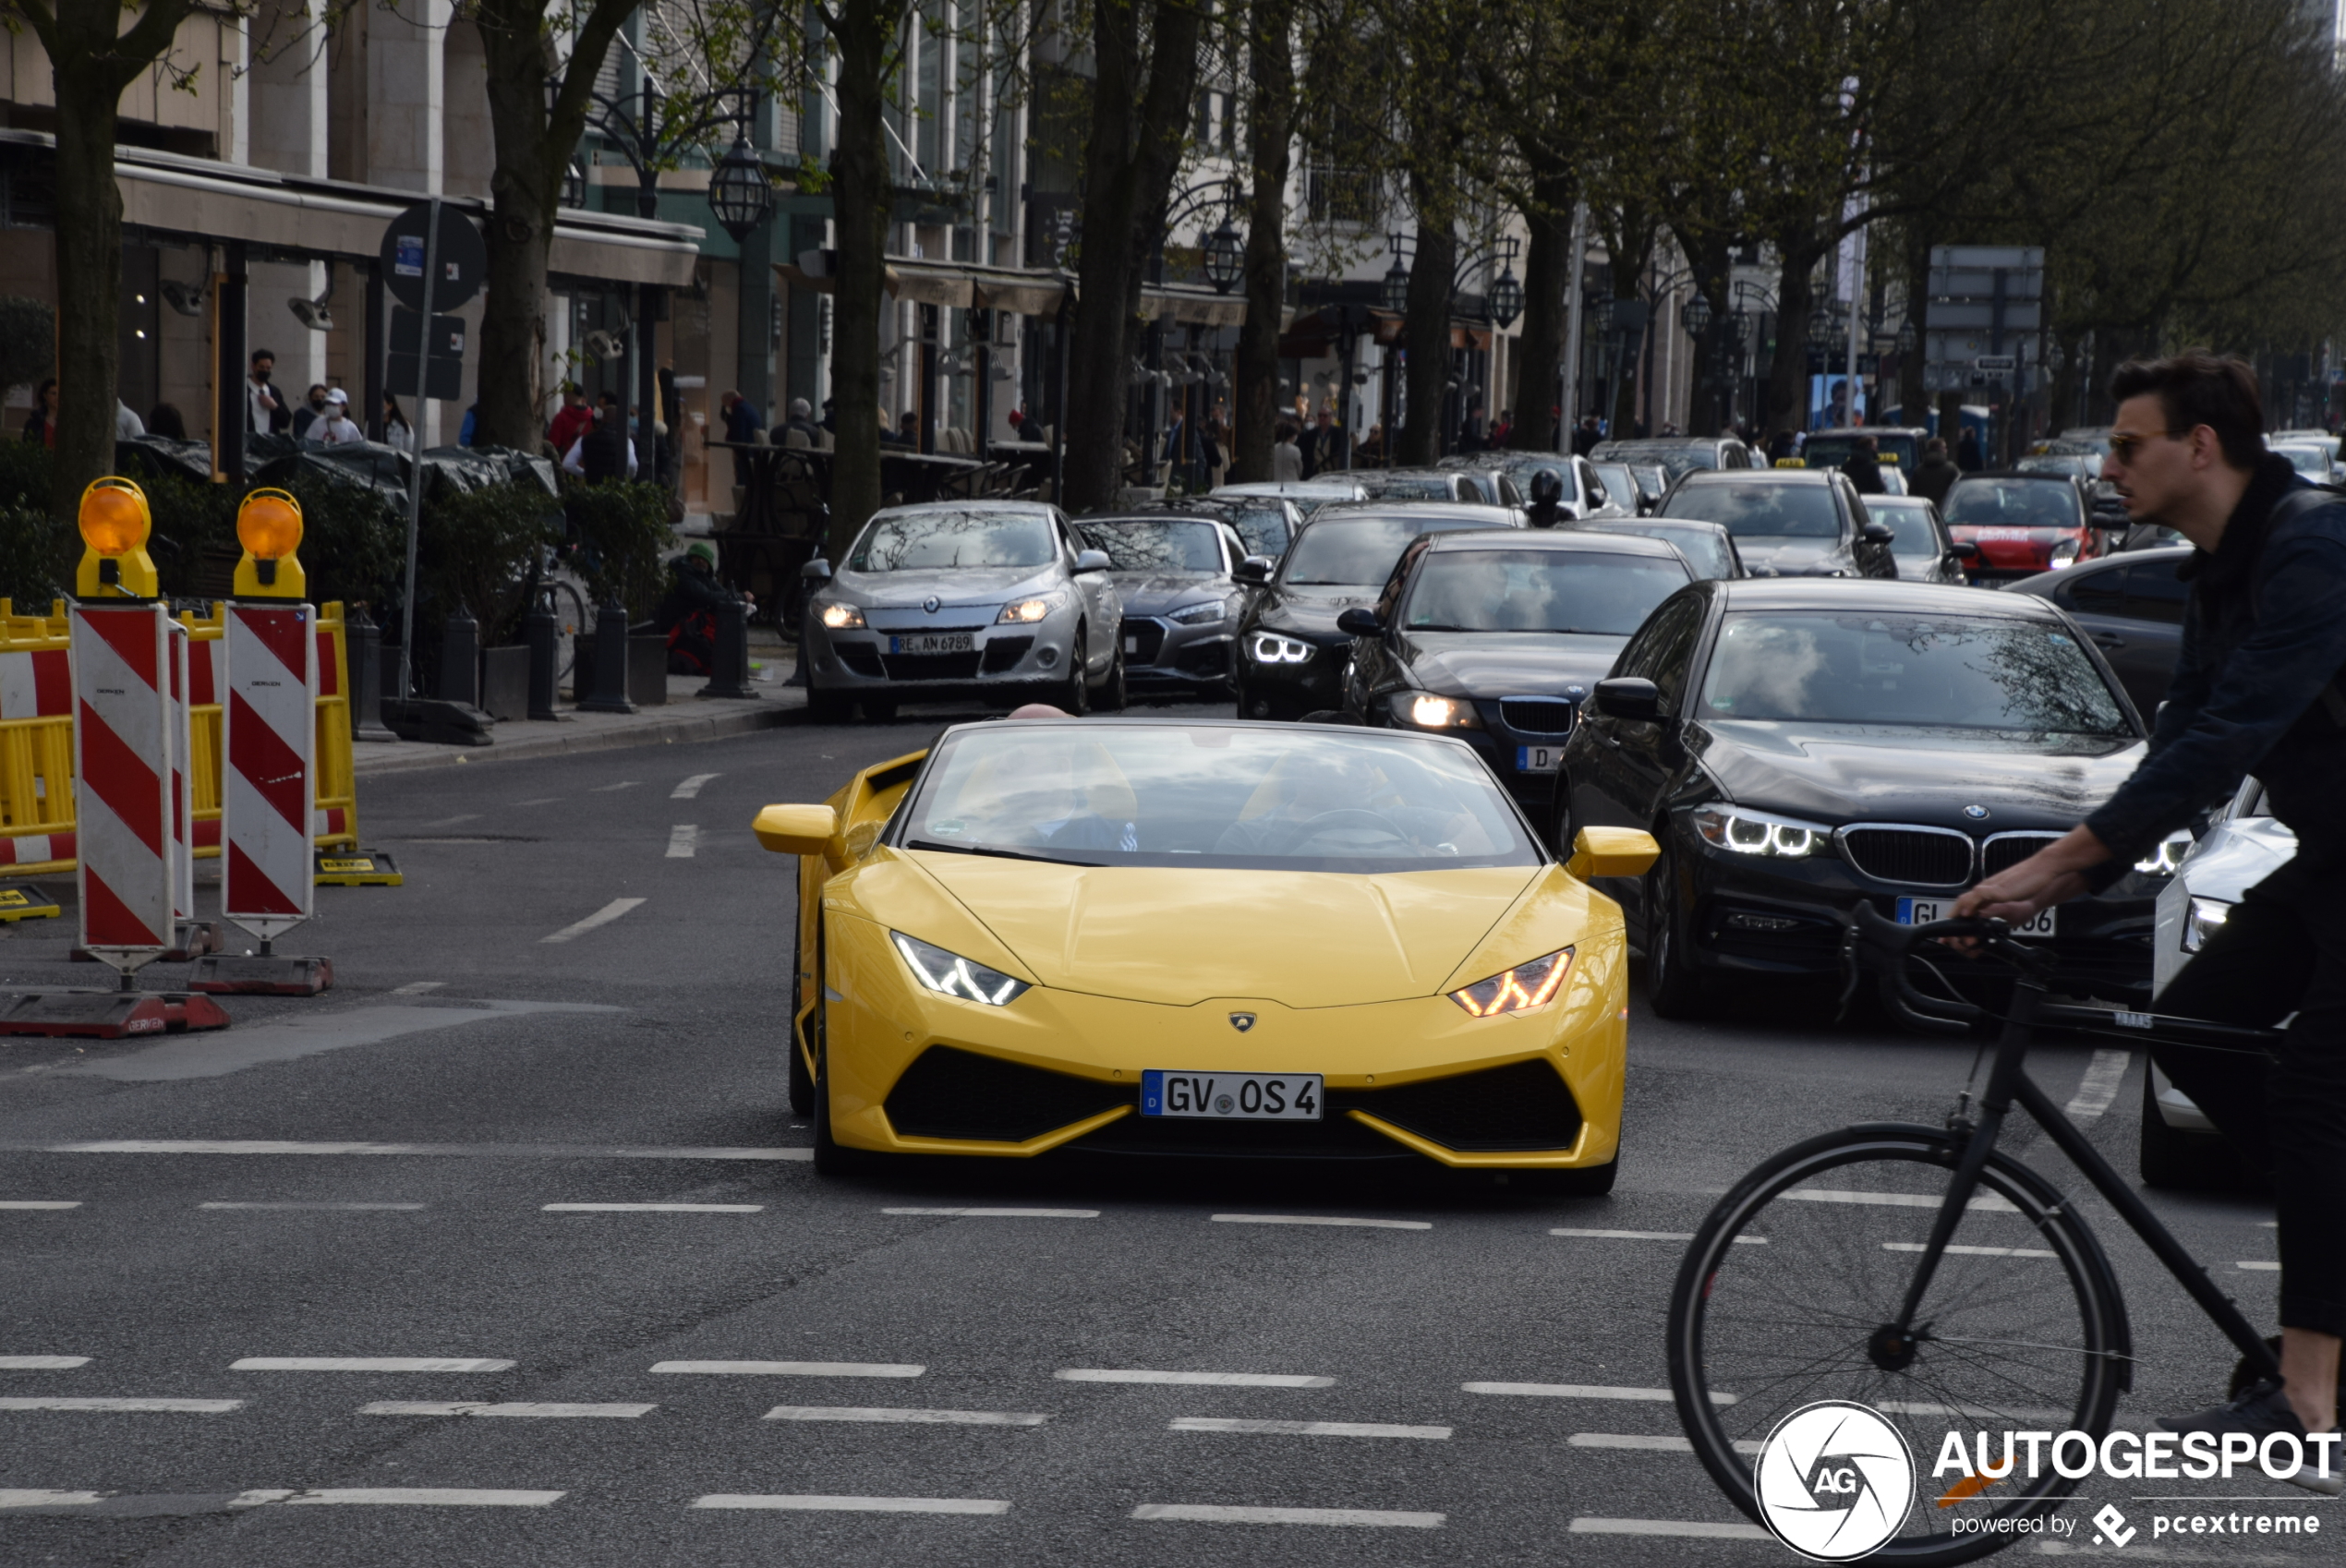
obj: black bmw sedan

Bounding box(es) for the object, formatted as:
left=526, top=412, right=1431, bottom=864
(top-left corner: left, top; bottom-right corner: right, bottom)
left=1560, top=578, right=2173, bottom=1016
left=1336, top=530, right=1694, bottom=833
left=1232, top=504, right=1522, bottom=720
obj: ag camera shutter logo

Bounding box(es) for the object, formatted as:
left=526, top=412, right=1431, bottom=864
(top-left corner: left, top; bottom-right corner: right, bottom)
left=1755, top=1400, right=1917, bottom=1561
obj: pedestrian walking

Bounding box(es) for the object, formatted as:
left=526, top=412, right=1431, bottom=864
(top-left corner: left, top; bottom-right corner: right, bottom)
left=1272, top=422, right=1304, bottom=482
left=1953, top=353, right=2346, bottom=1479
left=1956, top=426, right=1984, bottom=471
left=1911, top=437, right=1959, bottom=504
left=720, top=390, right=765, bottom=483
left=20, top=379, right=56, bottom=445
left=1571, top=415, right=1602, bottom=457
left=315, top=389, right=365, bottom=445
left=292, top=383, right=330, bottom=441
left=248, top=350, right=289, bottom=434
left=1841, top=432, right=1887, bottom=495
left=382, top=393, right=414, bottom=452
left=548, top=384, right=592, bottom=456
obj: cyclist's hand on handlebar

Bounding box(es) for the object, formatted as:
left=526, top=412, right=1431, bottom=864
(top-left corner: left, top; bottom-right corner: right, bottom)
left=1944, top=826, right=2110, bottom=949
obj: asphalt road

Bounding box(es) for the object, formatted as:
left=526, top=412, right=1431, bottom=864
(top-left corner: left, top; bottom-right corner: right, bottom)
left=0, top=700, right=2308, bottom=1565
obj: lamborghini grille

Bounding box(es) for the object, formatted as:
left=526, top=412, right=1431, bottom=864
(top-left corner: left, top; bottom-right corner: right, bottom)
left=1332, top=1057, right=1583, bottom=1152
left=883, top=1045, right=1130, bottom=1142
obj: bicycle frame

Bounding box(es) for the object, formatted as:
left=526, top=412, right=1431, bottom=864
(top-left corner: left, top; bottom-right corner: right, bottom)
left=1891, top=976, right=2285, bottom=1389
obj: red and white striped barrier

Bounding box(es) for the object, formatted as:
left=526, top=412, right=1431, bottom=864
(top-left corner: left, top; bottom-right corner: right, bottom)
left=222, top=605, right=318, bottom=935
left=68, top=604, right=176, bottom=968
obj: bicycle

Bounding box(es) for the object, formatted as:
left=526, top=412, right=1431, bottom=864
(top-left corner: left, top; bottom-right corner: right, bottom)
left=1664, top=902, right=2303, bottom=1563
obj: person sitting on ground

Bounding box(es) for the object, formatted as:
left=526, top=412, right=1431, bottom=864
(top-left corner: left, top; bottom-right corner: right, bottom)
left=656, top=540, right=744, bottom=675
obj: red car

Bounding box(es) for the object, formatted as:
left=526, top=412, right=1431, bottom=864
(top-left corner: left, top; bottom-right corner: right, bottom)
left=1940, top=470, right=2105, bottom=583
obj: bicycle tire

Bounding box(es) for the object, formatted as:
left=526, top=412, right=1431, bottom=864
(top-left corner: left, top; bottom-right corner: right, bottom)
left=1665, top=1124, right=2128, bottom=1564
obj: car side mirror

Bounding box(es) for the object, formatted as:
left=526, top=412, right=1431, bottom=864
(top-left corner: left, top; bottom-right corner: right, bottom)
left=1952, top=540, right=1981, bottom=560
left=1593, top=676, right=1662, bottom=722
left=799, top=558, right=833, bottom=581
left=1072, top=549, right=1112, bottom=574
left=1566, top=826, right=1662, bottom=882
left=1336, top=606, right=1384, bottom=637
left=1233, top=555, right=1273, bottom=584
left=1861, top=521, right=1895, bottom=546
left=754, top=803, right=843, bottom=870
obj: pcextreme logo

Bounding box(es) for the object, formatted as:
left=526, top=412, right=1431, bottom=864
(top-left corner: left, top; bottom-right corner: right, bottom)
left=1755, top=1401, right=1917, bottom=1562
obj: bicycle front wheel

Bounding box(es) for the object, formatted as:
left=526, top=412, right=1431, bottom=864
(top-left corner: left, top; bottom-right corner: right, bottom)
left=1666, top=1124, right=2127, bottom=1565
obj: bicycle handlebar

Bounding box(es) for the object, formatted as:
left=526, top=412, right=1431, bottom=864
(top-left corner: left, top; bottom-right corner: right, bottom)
left=1844, top=902, right=2058, bottom=1035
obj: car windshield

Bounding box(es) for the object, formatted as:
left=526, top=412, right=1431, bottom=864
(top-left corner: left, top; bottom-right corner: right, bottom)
left=1283, top=517, right=1486, bottom=585
left=1867, top=501, right=1943, bottom=558
left=850, top=510, right=1057, bottom=572
left=2274, top=445, right=2332, bottom=479
left=1942, top=480, right=2080, bottom=531
left=1662, top=480, right=1841, bottom=538
left=1360, top=475, right=1455, bottom=500
left=1699, top=613, right=2129, bottom=734
left=1402, top=549, right=1689, bottom=634
left=1083, top=520, right=1224, bottom=573
left=902, top=724, right=1540, bottom=872
left=1592, top=524, right=1734, bottom=580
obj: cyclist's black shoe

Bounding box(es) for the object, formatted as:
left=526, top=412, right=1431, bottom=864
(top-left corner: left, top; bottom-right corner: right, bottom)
left=2158, top=1381, right=2344, bottom=1496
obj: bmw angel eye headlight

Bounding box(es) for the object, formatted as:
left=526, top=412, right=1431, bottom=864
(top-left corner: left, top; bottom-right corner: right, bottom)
left=1692, top=804, right=1831, bottom=858
left=1248, top=633, right=1312, bottom=664
left=1169, top=599, right=1227, bottom=625
left=2181, top=896, right=2231, bottom=954
left=1389, top=691, right=1483, bottom=730
left=2134, top=828, right=2193, bottom=876
left=890, top=932, right=1030, bottom=1006
left=997, top=594, right=1065, bottom=624
left=817, top=600, right=865, bottom=630
left=1450, top=947, right=1573, bottom=1017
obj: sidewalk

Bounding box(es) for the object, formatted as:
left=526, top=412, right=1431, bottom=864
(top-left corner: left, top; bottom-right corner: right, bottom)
left=353, top=640, right=806, bottom=778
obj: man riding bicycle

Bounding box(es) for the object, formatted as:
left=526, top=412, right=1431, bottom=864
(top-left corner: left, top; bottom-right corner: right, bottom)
left=1953, top=353, right=2346, bottom=1485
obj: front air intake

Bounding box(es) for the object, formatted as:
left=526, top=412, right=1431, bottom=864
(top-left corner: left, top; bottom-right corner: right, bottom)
left=883, top=1045, right=1131, bottom=1142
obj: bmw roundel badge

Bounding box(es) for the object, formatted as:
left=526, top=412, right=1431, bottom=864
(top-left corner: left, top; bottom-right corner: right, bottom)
left=924, top=596, right=941, bottom=614
left=1964, top=804, right=1989, bottom=820
left=1229, top=1012, right=1256, bottom=1033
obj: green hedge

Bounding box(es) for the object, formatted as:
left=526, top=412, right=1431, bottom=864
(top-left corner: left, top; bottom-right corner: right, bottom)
left=562, top=480, right=676, bottom=619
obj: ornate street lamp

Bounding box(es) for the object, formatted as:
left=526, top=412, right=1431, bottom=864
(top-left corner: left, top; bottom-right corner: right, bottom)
left=561, top=160, right=586, bottom=210
left=1682, top=293, right=1713, bottom=340
left=1896, top=318, right=1917, bottom=355
left=1593, top=291, right=1614, bottom=338
left=1482, top=236, right=1523, bottom=329
left=1380, top=232, right=1412, bottom=314
left=707, top=132, right=772, bottom=243
left=1202, top=216, right=1244, bottom=295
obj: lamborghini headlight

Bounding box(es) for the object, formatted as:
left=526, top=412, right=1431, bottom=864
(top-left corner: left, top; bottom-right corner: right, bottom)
left=816, top=599, right=865, bottom=630
left=2134, top=829, right=2194, bottom=876
left=1449, top=947, right=1573, bottom=1017
left=998, top=594, right=1065, bottom=624
left=2180, top=897, right=2231, bottom=955
left=1391, top=691, right=1483, bottom=730
left=890, top=932, right=1030, bottom=1006
left=1692, top=803, right=1830, bottom=858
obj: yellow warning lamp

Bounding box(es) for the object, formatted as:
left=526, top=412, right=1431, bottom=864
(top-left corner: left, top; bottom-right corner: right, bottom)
left=233, top=488, right=307, bottom=599
left=75, top=477, right=160, bottom=599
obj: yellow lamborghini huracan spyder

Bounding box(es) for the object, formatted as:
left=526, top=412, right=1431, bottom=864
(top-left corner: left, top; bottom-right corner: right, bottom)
left=756, top=718, right=1657, bottom=1188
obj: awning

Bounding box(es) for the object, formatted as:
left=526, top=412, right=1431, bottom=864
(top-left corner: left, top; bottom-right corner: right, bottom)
left=973, top=275, right=1067, bottom=314
left=1142, top=286, right=1246, bottom=327
left=778, top=258, right=1072, bottom=316
left=92, top=141, right=703, bottom=287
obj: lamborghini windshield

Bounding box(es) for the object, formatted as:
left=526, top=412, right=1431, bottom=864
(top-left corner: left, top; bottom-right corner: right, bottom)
left=899, top=723, right=1541, bottom=872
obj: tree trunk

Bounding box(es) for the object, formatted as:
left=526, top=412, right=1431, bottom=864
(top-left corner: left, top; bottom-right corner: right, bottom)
left=1897, top=221, right=1931, bottom=427
left=1230, top=0, right=1294, bottom=484
left=825, top=0, right=903, bottom=557
left=1060, top=0, right=1205, bottom=513
left=1763, top=241, right=1820, bottom=443
left=1397, top=177, right=1455, bottom=466
left=1506, top=163, right=1570, bottom=453
left=1681, top=235, right=1732, bottom=438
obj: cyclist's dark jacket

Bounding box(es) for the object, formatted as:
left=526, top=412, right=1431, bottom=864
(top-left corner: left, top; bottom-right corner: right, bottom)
left=2084, top=453, right=2346, bottom=880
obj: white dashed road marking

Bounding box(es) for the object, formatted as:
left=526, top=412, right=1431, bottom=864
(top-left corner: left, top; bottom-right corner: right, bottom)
left=652, top=1360, right=924, bottom=1378
left=884, top=1207, right=1098, bottom=1219
left=1170, top=1417, right=1449, bottom=1439
left=541, top=898, right=647, bottom=944
left=389, top=982, right=445, bottom=995
left=2065, top=1048, right=2133, bottom=1117
left=0, top=1356, right=89, bottom=1369
left=201, top=1202, right=425, bottom=1212
left=0, top=1200, right=79, bottom=1210
left=1058, top=1369, right=1334, bottom=1388
left=1569, top=1517, right=1768, bottom=1539
left=420, top=814, right=480, bottom=828
left=1133, top=1503, right=1444, bottom=1527
left=1464, top=1382, right=1738, bottom=1405
left=764, top=1406, right=1047, bottom=1427
left=281, top=1488, right=566, bottom=1507
left=514, top=798, right=562, bottom=807
left=1882, top=1242, right=2053, bottom=1259
left=1571, top=1432, right=1763, bottom=1455
left=231, top=1349, right=515, bottom=1359
left=671, top=774, right=720, bottom=799
left=2239, top=1260, right=2281, bottom=1271
left=1211, top=1214, right=1430, bottom=1230
left=0, top=1491, right=110, bottom=1508
left=1784, top=1188, right=2018, bottom=1212
left=0, top=1398, right=242, bottom=1413
left=692, top=1494, right=1010, bottom=1515
left=1551, top=1228, right=1766, bottom=1244
left=360, top=1402, right=654, bottom=1418
left=542, top=1203, right=763, bottom=1213
left=589, top=781, right=641, bottom=792
left=666, top=825, right=699, bottom=858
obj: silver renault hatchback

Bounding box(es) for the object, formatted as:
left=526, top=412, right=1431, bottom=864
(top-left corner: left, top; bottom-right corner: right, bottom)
left=801, top=501, right=1126, bottom=721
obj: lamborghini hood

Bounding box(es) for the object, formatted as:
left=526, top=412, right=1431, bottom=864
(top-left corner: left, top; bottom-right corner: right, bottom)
left=910, top=856, right=1541, bottom=1008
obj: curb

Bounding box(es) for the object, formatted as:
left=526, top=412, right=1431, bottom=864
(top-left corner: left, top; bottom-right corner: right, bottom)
left=351, top=701, right=805, bottom=777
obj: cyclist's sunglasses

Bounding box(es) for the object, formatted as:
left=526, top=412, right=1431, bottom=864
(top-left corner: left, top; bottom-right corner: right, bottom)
left=2107, top=428, right=2193, bottom=465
